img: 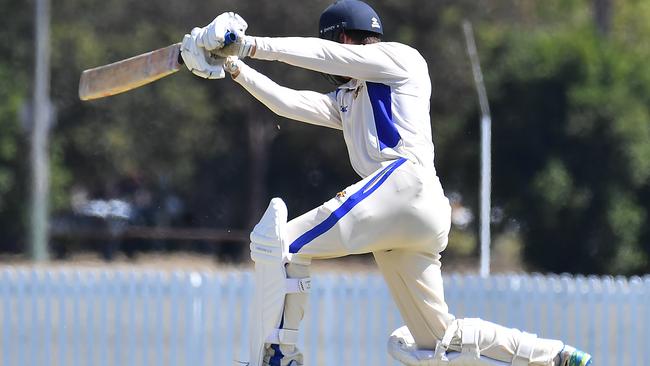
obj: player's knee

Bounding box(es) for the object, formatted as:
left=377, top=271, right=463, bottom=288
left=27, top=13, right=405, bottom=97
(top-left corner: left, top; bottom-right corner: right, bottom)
left=286, top=261, right=310, bottom=279
left=250, top=197, right=287, bottom=250
left=430, top=315, right=455, bottom=347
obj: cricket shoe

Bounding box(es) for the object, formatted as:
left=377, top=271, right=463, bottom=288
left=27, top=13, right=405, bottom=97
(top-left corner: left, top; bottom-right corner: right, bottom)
left=557, top=345, right=592, bottom=366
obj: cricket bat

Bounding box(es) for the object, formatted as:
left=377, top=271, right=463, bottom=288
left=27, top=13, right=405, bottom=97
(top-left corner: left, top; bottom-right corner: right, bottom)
left=78, top=31, right=236, bottom=101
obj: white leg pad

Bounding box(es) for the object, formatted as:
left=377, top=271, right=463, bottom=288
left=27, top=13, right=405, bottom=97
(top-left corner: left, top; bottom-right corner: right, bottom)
left=388, top=321, right=511, bottom=366
left=511, top=332, right=538, bottom=366
left=248, top=198, right=309, bottom=366
left=388, top=325, right=438, bottom=366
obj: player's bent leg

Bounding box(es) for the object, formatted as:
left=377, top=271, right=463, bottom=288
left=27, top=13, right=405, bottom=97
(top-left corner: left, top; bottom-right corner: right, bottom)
left=284, top=158, right=445, bottom=259
left=387, top=317, right=566, bottom=366
left=389, top=324, right=592, bottom=366
left=388, top=320, right=549, bottom=366
left=248, top=198, right=311, bottom=366
left=388, top=324, right=510, bottom=366
left=376, top=249, right=567, bottom=366
left=374, top=249, right=454, bottom=350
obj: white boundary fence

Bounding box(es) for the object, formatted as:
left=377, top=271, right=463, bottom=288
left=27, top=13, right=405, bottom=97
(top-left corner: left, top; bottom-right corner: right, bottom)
left=0, top=268, right=648, bottom=366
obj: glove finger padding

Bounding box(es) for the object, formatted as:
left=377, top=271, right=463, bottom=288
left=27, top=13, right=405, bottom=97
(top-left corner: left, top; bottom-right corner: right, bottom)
left=227, top=12, right=248, bottom=34
left=181, top=33, right=226, bottom=79
left=197, top=11, right=248, bottom=50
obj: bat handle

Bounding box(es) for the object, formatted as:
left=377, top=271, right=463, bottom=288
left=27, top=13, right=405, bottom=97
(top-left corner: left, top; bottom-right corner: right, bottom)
left=178, top=31, right=239, bottom=65
left=223, top=30, right=238, bottom=46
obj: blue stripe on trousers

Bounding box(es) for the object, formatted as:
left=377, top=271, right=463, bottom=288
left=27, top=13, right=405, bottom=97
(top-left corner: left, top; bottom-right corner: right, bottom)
left=289, top=158, right=407, bottom=254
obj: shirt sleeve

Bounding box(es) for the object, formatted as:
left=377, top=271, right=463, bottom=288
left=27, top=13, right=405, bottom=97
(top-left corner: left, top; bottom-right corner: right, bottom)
left=252, top=37, right=411, bottom=83
left=233, top=61, right=342, bottom=130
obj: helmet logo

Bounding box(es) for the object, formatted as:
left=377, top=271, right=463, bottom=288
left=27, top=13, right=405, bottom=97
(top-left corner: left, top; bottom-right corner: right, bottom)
left=371, top=17, right=381, bottom=29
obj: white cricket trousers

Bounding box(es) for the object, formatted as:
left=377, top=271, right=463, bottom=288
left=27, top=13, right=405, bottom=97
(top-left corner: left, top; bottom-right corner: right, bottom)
left=273, top=158, right=563, bottom=366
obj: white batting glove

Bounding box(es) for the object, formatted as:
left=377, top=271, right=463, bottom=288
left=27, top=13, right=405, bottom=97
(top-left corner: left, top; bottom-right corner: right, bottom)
left=213, top=34, right=256, bottom=59
left=195, top=12, right=248, bottom=51
left=180, top=30, right=225, bottom=79
left=224, top=56, right=242, bottom=78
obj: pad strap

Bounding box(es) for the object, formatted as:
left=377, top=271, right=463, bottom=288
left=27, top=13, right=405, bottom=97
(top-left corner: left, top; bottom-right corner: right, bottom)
left=460, top=318, right=481, bottom=359
left=433, top=319, right=459, bottom=361
left=511, top=332, right=537, bottom=366
left=266, top=328, right=299, bottom=345
left=286, top=278, right=311, bottom=293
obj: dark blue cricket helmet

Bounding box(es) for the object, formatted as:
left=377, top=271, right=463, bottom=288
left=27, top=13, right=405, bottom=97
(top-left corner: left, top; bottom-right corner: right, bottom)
left=319, top=0, right=383, bottom=42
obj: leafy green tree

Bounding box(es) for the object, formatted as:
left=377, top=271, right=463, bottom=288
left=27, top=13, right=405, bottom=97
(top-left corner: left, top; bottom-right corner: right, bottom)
left=0, top=0, right=33, bottom=251
left=480, top=0, right=650, bottom=274
left=3, top=0, right=649, bottom=274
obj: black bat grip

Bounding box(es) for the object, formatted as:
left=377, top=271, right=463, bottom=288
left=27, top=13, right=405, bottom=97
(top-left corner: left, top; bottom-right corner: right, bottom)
left=223, top=30, right=237, bottom=45
left=177, top=50, right=184, bottom=65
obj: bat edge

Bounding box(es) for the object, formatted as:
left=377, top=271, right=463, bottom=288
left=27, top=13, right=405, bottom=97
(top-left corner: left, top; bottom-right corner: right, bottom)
left=78, top=43, right=183, bottom=101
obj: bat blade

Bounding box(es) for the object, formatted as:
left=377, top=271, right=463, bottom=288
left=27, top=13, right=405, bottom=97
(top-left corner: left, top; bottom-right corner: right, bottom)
left=79, top=43, right=182, bottom=101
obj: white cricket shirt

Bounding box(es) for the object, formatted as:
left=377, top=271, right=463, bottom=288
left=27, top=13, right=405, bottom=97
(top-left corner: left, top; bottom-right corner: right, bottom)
left=234, top=37, right=436, bottom=178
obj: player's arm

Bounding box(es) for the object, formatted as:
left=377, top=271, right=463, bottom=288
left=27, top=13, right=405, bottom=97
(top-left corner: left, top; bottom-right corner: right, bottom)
left=249, top=37, right=410, bottom=83
left=218, top=36, right=410, bottom=83
left=179, top=17, right=342, bottom=129
left=187, top=12, right=411, bottom=83
left=225, top=58, right=342, bottom=130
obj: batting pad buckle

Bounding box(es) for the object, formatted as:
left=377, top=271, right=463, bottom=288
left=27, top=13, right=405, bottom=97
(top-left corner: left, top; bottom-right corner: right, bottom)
left=460, top=318, right=481, bottom=359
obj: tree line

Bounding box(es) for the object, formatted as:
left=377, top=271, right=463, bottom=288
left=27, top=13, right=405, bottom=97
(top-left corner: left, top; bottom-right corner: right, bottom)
left=0, top=0, right=648, bottom=274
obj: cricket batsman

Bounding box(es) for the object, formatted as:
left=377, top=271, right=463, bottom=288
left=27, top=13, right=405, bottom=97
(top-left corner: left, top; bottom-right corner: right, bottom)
left=180, top=1, right=593, bottom=365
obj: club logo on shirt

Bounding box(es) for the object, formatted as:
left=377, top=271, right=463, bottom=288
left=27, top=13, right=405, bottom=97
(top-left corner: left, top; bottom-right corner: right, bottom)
left=354, top=85, right=363, bottom=99
left=340, top=105, right=349, bottom=112
left=371, top=17, right=381, bottom=29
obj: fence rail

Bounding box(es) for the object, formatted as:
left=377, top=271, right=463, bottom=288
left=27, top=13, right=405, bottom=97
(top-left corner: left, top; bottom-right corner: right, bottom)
left=0, top=268, right=648, bottom=366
